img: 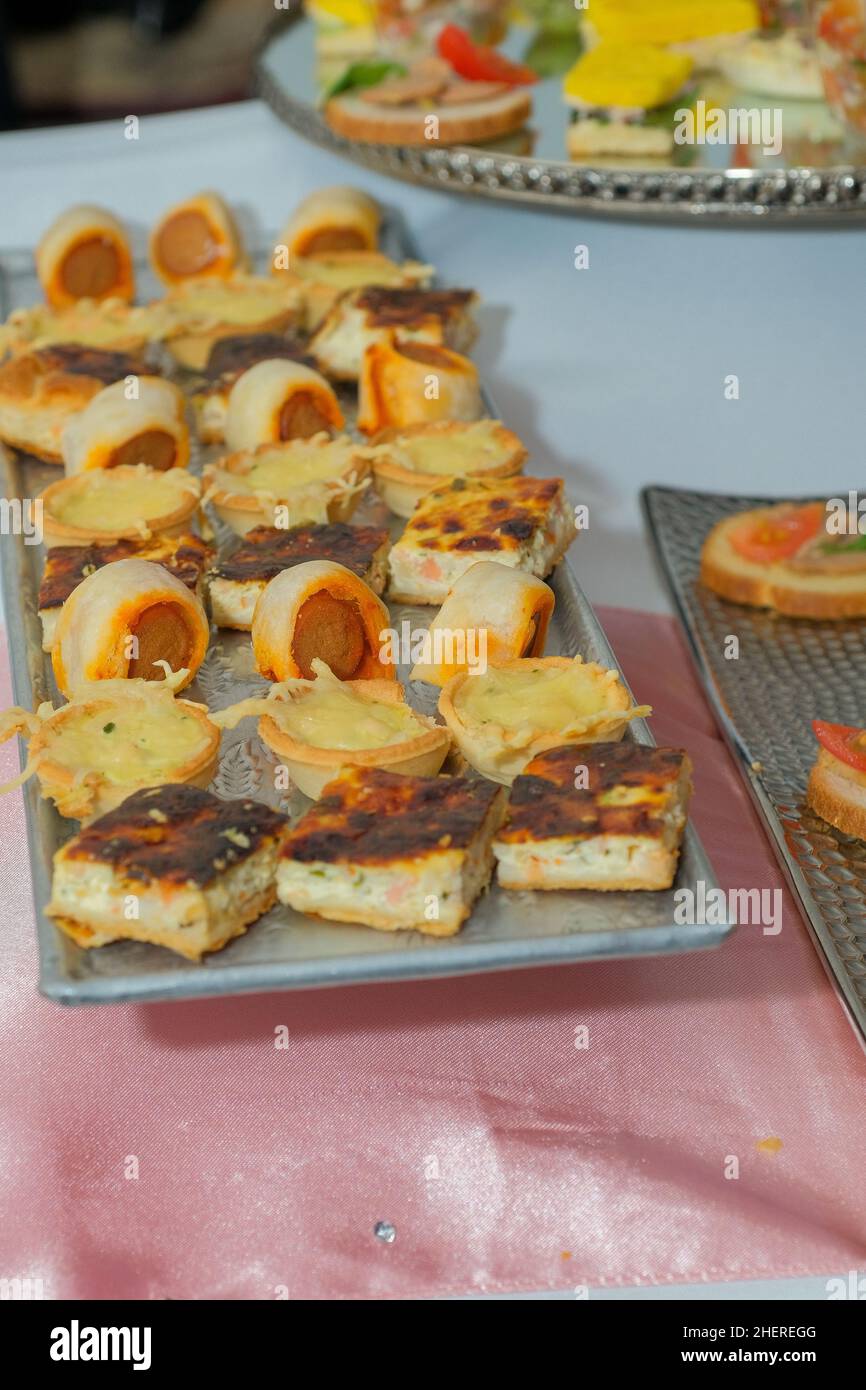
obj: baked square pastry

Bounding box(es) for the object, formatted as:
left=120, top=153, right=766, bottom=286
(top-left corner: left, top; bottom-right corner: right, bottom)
left=700, top=501, right=866, bottom=619
left=493, top=742, right=692, bottom=891
left=38, top=532, right=211, bottom=651
left=208, top=522, right=390, bottom=630
left=310, top=286, right=477, bottom=381
left=0, top=344, right=152, bottom=463
left=388, top=475, right=575, bottom=605
left=46, top=784, right=288, bottom=958
left=807, top=719, right=866, bottom=841
left=277, top=765, right=506, bottom=935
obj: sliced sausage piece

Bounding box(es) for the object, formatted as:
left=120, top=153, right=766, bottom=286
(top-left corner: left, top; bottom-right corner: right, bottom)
left=60, top=238, right=121, bottom=299
left=291, top=591, right=366, bottom=680
left=278, top=391, right=332, bottom=440
left=155, top=211, right=219, bottom=277
left=302, top=228, right=367, bottom=254
left=108, top=430, right=177, bottom=472
left=359, top=73, right=448, bottom=107
left=438, top=81, right=510, bottom=106
left=128, top=602, right=194, bottom=679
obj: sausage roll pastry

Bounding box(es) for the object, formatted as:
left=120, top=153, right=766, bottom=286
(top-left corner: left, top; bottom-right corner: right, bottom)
left=277, top=186, right=381, bottom=260
left=0, top=344, right=151, bottom=463
left=310, top=286, right=477, bottom=382
left=38, top=532, right=211, bottom=652
left=807, top=720, right=866, bottom=841
left=61, top=377, right=190, bottom=475
left=46, top=785, right=289, bottom=959
left=277, top=765, right=505, bottom=932
left=409, top=563, right=554, bottom=687
left=493, top=743, right=692, bottom=892
left=215, top=661, right=448, bottom=800
left=438, top=655, right=651, bottom=786
left=251, top=560, right=394, bottom=684
left=52, top=557, right=210, bottom=697
left=208, top=522, right=389, bottom=630
left=0, top=299, right=169, bottom=360
left=286, top=251, right=433, bottom=332
left=0, top=675, right=220, bottom=821
left=203, top=436, right=370, bottom=536
left=159, top=275, right=304, bottom=371
left=357, top=335, right=482, bottom=436
left=36, top=205, right=135, bottom=308
left=700, top=501, right=866, bottom=619
left=367, top=418, right=526, bottom=517
left=150, top=192, right=246, bottom=287
left=388, top=475, right=575, bottom=605
left=191, top=333, right=314, bottom=445
left=40, top=465, right=201, bottom=548
left=224, top=358, right=345, bottom=453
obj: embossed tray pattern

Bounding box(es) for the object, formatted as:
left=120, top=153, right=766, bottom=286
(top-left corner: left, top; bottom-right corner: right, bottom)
left=643, top=485, right=866, bottom=1044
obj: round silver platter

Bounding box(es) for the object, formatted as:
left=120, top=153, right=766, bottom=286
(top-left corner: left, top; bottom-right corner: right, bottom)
left=256, top=5, right=866, bottom=224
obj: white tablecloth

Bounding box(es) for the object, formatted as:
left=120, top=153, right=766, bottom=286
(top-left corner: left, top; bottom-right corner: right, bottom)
left=2, top=98, right=863, bottom=626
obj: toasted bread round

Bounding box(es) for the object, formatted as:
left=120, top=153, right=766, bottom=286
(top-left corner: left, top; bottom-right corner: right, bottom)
left=700, top=508, right=866, bottom=620
left=807, top=747, right=866, bottom=842
left=324, top=87, right=532, bottom=146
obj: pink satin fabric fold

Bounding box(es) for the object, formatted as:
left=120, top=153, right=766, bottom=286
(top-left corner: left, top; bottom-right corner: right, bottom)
left=0, top=609, right=864, bottom=1300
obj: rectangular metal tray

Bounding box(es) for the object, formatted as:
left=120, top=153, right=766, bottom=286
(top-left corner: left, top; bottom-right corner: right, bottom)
left=0, top=224, right=728, bottom=1004
left=643, top=484, right=866, bottom=1048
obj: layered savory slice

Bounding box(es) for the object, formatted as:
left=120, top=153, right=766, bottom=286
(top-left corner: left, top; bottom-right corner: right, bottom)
left=46, top=784, right=288, bottom=958
left=159, top=274, right=304, bottom=371
left=38, top=532, right=211, bottom=651
left=214, top=659, right=450, bottom=799
left=366, top=418, right=526, bottom=518
left=807, top=719, right=866, bottom=841
left=203, top=435, right=369, bottom=536
left=357, top=335, right=482, bottom=436
left=36, top=204, right=135, bottom=308
left=493, top=742, right=692, bottom=891
left=40, top=464, right=201, bottom=547
left=251, top=560, right=393, bottom=683
left=310, top=286, right=477, bottom=381
left=439, top=655, right=651, bottom=785
left=193, top=332, right=316, bottom=444
left=563, top=43, right=695, bottom=159
left=0, top=674, right=219, bottom=821
left=388, top=475, right=574, bottom=605
left=700, top=500, right=866, bottom=619
left=277, top=765, right=506, bottom=934
left=208, top=522, right=389, bottom=630
left=0, top=344, right=153, bottom=463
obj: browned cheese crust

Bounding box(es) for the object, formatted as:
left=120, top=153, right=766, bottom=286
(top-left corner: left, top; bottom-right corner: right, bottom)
left=402, top=475, right=564, bottom=555
left=38, top=533, right=212, bottom=611
left=211, top=522, right=389, bottom=586
left=282, top=766, right=503, bottom=867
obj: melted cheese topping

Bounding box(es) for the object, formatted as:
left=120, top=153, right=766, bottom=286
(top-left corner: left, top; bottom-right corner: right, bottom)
left=215, top=441, right=359, bottom=497
left=387, top=421, right=509, bottom=475
left=293, top=254, right=429, bottom=290
left=45, top=701, right=211, bottom=783
left=165, top=277, right=297, bottom=326
left=50, top=468, right=198, bottom=530
left=455, top=664, right=617, bottom=731
left=270, top=683, right=422, bottom=751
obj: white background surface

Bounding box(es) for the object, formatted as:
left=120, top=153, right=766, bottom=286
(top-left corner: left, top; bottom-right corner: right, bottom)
left=0, top=101, right=861, bottom=1299
left=2, top=98, right=864, bottom=627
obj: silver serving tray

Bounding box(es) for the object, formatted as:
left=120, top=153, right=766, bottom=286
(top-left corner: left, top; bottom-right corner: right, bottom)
left=256, top=5, right=866, bottom=224
left=0, top=226, right=727, bottom=1005
left=643, top=484, right=866, bottom=1048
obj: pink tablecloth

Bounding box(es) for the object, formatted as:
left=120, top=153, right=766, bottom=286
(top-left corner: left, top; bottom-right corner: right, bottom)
left=1, top=608, right=865, bottom=1300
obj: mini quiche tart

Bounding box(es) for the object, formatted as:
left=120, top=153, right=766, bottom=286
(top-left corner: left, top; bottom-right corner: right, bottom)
left=214, top=659, right=450, bottom=800
left=36, top=205, right=135, bottom=308
left=700, top=501, right=866, bottom=619
left=367, top=418, right=527, bottom=517
left=251, top=560, right=393, bottom=683
left=285, top=251, right=433, bottom=332
left=40, top=464, right=201, bottom=548
left=438, top=655, right=651, bottom=785
left=52, top=557, right=210, bottom=697
left=60, top=377, right=190, bottom=475
left=0, top=676, right=219, bottom=822
left=388, top=474, right=574, bottom=605
left=277, top=765, right=506, bottom=935
left=150, top=192, right=246, bottom=287
left=159, top=274, right=304, bottom=371
left=807, top=720, right=866, bottom=841
left=203, top=436, right=370, bottom=536
left=0, top=299, right=170, bottom=360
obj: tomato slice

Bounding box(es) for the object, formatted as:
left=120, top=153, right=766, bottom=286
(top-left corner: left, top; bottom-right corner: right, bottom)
left=729, top=502, right=823, bottom=565
left=813, top=719, right=866, bottom=772
left=437, top=24, right=537, bottom=86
